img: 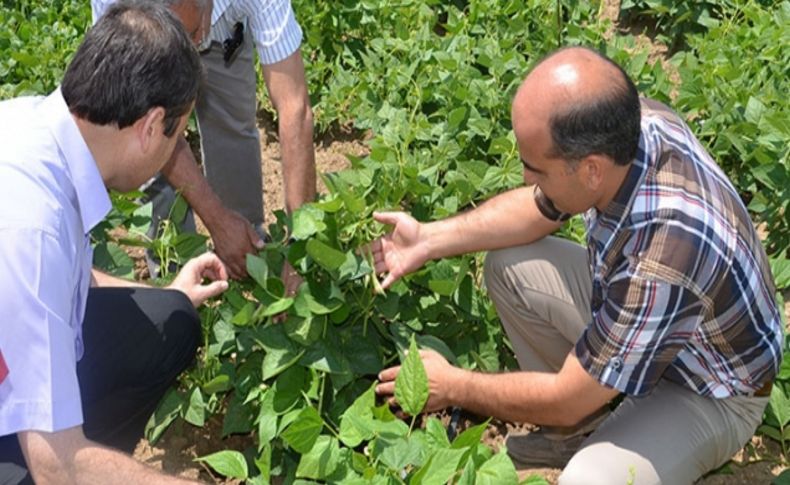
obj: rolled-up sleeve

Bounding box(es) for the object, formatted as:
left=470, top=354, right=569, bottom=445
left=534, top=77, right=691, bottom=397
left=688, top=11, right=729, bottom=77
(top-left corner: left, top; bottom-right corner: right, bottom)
left=247, top=0, right=303, bottom=65
left=0, top=227, right=82, bottom=435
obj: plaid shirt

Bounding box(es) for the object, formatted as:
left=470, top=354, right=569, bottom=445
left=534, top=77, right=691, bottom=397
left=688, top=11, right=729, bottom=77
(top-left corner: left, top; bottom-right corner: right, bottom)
left=568, top=99, right=783, bottom=398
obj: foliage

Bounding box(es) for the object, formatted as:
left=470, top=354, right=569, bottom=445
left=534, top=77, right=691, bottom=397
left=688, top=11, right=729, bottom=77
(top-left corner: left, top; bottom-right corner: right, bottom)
left=0, top=0, right=90, bottom=98
left=673, top=1, right=790, bottom=257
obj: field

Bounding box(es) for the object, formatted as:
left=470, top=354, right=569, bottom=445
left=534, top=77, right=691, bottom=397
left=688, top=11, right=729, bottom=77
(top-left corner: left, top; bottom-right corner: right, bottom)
left=1, top=0, right=789, bottom=483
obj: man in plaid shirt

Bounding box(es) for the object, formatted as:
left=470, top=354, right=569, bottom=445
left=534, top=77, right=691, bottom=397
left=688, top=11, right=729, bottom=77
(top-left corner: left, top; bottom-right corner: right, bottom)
left=372, top=46, right=783, bottom=483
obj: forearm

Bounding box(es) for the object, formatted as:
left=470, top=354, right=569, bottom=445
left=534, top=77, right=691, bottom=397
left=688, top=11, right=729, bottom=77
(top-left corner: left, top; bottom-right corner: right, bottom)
left=448, top=369, right=575, bottom=426
left=422, top=186, right=562, bottom=260
left=19, top=429, right=199, bottom=485
left=91, top=268, right=148, bottom=288
left=446, top=354, right=618, bottom=427
left=160, top=135, right=225, bottom=229
left=279, top=101, right=316, bottom=214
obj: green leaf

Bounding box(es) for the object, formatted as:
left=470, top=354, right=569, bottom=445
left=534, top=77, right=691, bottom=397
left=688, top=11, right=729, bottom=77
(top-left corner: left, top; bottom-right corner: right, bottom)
left=339, top=385, right=377, bottom=447
left=202, top=374, right=232, bottom=394
left=296, top=435, right=342, bottom=479
left=769, top=385, right=790, bottom=428
left=272, top=365, right=306, bottom=413
left=144, top=388, right=182, bottom=444
left=261, top=297, right=294, bottom=317
left=376, top=435, right=423, bottom=470
left=246, top=253, right=269, bottom=288
left=306, top=238, right=347, bottom=271
left=452, top=420, right=490, bottom=449
left=474, top=449, right=518, bottom=485
left=770, top=257, right=790, bottom=290
left=395, top=336, right=429, bottom=416
left=410, top=448, right=465, bottom=485
left=195, top=450, right=249, bottom=480
left=256, top=324, right=305, bottom=380
left=183, top=387, right=205, bottom=427
left=291, top=205, right=326, bottom=240
left=231, top=301, right=255, bottom=326
left=282, top=405, right=324, bottom=453
left=257, top=389, right=279, bottom=444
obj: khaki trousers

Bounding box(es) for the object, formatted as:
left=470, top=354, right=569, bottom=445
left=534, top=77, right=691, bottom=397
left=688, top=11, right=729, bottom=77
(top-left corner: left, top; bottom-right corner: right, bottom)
left=483, top=237, right=768, bottom=484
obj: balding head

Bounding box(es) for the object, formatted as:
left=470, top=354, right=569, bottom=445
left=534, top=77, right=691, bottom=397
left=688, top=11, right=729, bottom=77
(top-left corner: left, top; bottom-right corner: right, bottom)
left=513, top=47, right=641, bottom=167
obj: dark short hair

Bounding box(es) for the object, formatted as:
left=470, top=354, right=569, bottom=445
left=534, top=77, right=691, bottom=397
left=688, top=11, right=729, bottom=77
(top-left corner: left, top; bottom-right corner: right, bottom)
left=62, top=0, right=202, bottom=137
left=546, top=49, right=641, bottom=167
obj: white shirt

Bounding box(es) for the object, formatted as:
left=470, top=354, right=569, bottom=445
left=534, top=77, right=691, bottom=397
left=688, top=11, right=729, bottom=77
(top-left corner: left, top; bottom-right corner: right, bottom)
left=0, top=89, right=111, bottom=435
left=91, top=0, right=303, bottom=65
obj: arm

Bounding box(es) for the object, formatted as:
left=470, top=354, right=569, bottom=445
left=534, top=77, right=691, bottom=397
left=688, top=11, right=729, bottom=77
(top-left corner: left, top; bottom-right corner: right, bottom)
left=18, top=426, right=199, bottom=485
left=93, top=253, right=229, bottom=308
left=91, top=268, right=148, bottom=288
left=261, top=49, right=316, bottom=214
left=371, top=185, right=563, bottom=288
left=377, top=350, right=618, bottom=427
left=160, top=136, right=263, bottom=279
left=261, top=50, right=316, bottom=295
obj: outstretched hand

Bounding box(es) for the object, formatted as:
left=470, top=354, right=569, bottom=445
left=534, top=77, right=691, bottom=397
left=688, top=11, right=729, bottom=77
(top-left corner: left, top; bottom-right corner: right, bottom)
left=375, top=349, right=461, bottom=415
left=168, top=252, right=229, bottom=307
left=365, top=211, right=430, bottom=290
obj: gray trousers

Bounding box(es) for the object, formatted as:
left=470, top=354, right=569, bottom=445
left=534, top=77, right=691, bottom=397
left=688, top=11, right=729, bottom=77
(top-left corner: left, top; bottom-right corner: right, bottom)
left=147, top=27, right=263, bottom=243
left=483, top=237, right=768, bottom=485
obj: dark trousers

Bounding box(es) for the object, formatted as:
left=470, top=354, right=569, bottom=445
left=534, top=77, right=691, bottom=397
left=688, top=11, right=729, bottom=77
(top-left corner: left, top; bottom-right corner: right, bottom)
left=0, top=287, right=200, bottom=484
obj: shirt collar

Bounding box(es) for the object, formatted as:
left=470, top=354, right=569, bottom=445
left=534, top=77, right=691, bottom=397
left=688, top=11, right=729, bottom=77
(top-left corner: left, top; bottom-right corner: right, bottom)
left=42, top=88, right=111, bottom=234
left=597, top=130, right=649, bottom=225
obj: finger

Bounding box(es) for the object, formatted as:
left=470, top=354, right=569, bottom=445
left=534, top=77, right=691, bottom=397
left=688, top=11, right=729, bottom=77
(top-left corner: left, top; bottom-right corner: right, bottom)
left=380, top=273, right=397, bottom=290
left=201, top=253, right=229, bottom=281
left=375, top=382, right=395, bottom=396
left=192, top=280, right=229, bottom=306
left=374, top=261, right=389, bottom=274
left=247, top=224, right=265, bottom=250
left=373, top=211, right=403, bottom=226
left=378, top=365, right=401, bottom=382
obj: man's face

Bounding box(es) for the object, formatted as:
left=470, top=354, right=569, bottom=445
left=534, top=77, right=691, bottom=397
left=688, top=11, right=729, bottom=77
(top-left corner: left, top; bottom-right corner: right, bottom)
left=515, top=116, right=594, bottom=216
left=115, top=111, right=191, bottom=192
left=171, top=0, right=212, bottom=45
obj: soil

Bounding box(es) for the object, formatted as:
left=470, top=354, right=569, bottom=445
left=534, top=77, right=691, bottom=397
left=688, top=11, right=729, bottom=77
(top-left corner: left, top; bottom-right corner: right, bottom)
left=130, top=2, right=789, bottom=482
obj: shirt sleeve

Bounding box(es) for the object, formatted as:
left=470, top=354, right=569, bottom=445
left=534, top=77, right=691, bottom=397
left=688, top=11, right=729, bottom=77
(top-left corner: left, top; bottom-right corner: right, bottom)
left=574, top=272, right=704, bottom=396
left=246, top=0, right=303, bottom=65
left=0, top=227, right=83, bottom=435
left=90, top=0, right=109, bottom=24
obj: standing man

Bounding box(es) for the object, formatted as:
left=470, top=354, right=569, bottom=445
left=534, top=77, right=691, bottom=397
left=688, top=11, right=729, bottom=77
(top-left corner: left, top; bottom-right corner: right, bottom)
left=92, top=0, right=317, bottom=285
left=372, top=47, right=782, bottom=484
left=0, top=2, right=228, bottom=483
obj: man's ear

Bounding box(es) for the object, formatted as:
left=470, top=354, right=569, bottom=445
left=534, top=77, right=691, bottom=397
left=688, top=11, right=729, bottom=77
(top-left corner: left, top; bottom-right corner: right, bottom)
left=134, top=107, right=166, bottom=154
left=581, top=154, right=607, bottom=190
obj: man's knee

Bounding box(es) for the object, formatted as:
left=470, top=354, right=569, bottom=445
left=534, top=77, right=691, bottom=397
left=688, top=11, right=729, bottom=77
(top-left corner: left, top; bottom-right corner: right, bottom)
left=152, top=290, right=200, bottom=375
left=559, top=442, right=658, bottom=485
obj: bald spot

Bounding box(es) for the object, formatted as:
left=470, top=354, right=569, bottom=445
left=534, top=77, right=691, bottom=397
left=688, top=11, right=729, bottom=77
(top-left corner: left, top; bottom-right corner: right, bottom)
left=512, top=47, right=628, bottom=143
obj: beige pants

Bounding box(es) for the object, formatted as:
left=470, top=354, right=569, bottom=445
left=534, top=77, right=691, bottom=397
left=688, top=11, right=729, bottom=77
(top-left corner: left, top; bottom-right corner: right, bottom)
left=484, top=237, right=768, bottom=484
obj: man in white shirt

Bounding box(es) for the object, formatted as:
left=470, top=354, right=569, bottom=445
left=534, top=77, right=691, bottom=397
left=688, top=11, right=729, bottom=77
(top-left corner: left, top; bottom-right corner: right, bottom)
left=92, top=0, right=317, bottom=285
left=0, top=2, right=228, bottom=483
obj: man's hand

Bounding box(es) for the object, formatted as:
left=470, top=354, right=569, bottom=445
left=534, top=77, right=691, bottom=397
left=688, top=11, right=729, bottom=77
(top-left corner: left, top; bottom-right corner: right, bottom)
left=367, top=211, right=431, bottom=290
left=205, top=208, right=264, bottom=279
left=376, top=349, right=463, bottom=414
left=168, top=252, right=229, bottom=307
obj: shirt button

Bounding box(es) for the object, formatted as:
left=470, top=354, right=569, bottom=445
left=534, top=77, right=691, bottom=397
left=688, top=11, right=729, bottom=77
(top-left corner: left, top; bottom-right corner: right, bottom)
left=608, top=356, right=623, bottom=370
